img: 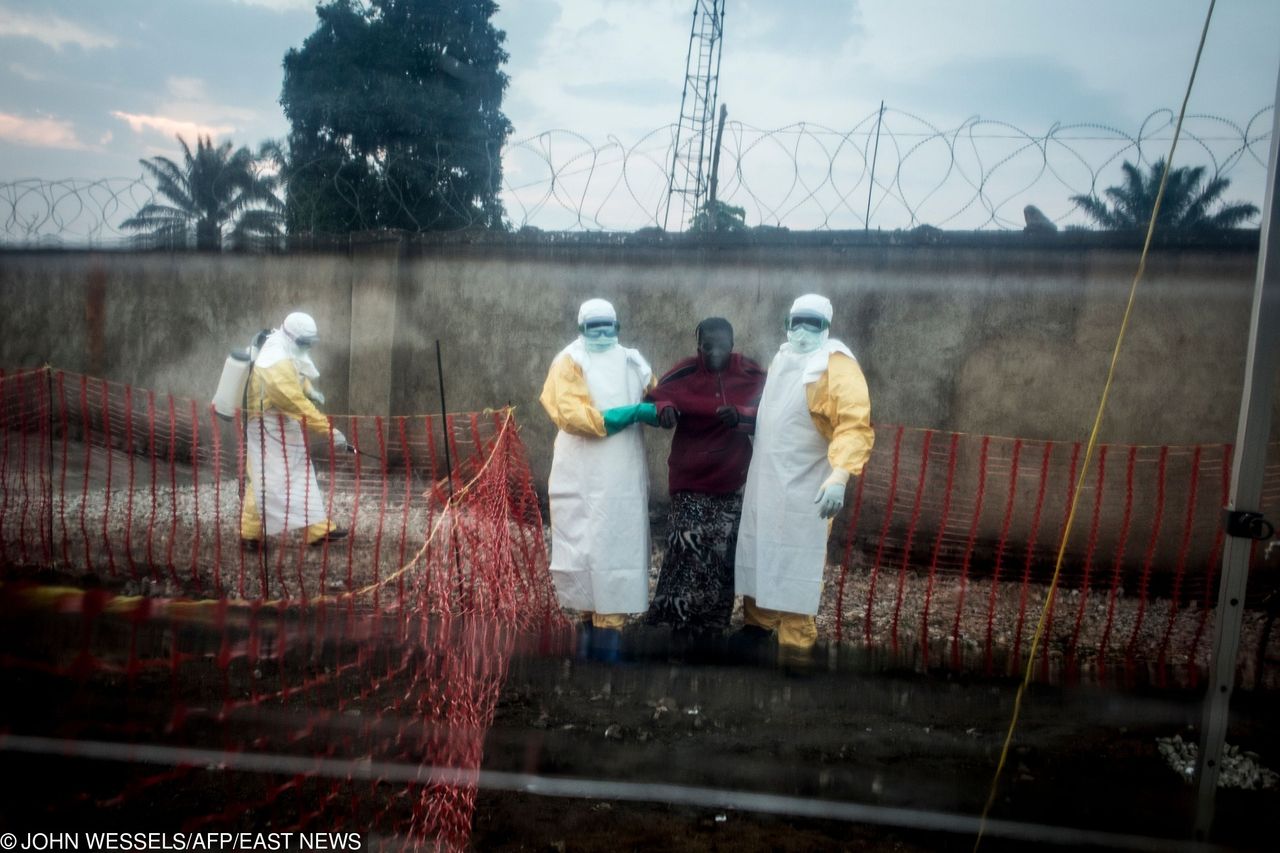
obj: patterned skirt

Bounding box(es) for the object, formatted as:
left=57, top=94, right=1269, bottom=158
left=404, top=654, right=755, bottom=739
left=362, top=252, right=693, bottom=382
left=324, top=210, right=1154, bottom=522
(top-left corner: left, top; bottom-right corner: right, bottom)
left=646, top=491, right=743, bottom=632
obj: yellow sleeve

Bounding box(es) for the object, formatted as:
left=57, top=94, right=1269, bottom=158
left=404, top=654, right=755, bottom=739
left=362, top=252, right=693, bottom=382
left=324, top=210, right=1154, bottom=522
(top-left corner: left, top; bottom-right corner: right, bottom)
left=255, top=361, right=332, bottom=439
left=806, top=353, right=874, bottom=476
left=539, top=354, right=607, bottom=438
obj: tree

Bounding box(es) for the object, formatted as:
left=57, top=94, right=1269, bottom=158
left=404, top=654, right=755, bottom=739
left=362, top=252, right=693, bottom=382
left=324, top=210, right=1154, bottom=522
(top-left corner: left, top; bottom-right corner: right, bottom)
left=1070, top=158, right=1258, bottom=233
left=689, top=199, right=747, bottom=234
left=122, top=135, right=284, bottom=251
left=280, top=0, right=513, bottom=237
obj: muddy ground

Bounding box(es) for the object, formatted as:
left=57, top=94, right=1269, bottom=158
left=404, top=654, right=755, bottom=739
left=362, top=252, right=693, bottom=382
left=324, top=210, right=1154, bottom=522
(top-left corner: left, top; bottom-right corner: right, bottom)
left=2, top=515, right=1280, bottom=851
left=1, top=622, right=1279, bottom=852
left=465, top=642, right=1280, bottom=852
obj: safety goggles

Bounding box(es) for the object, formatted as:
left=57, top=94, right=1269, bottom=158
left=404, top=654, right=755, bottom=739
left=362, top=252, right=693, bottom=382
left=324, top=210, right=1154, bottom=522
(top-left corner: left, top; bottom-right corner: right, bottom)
left=293, top=335, right=317, bottom=349
left=581, top=319, right=619, bottom=339
left=787, top=314, right=828, bottom=333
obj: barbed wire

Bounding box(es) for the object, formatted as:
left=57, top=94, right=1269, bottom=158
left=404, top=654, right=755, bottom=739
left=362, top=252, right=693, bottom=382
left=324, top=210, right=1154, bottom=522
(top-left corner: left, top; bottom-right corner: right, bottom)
left=1, top=177, right=157, bottom=249
left=504, top=106, right=1274, bottom=232
left=1, top=106, right=1272, bottom=248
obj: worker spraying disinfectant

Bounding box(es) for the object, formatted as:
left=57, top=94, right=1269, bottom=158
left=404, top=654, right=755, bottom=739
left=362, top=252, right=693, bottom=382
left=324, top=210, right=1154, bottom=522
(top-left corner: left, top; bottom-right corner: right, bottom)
left=217, top=311, right=352, bottom=552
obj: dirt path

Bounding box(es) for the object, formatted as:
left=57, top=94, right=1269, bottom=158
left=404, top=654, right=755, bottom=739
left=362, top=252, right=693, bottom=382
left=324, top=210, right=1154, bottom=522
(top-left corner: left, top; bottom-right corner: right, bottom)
left=470, top=651, right=1280, bottom=851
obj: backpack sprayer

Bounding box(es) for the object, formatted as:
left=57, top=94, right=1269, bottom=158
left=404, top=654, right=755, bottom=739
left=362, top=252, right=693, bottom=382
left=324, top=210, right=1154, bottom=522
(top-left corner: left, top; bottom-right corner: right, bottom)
left=212, top=330, right=270, bottom=420
left=212, top=330, right=373, bottom=460
left=212, top=330, right=269, bottom=501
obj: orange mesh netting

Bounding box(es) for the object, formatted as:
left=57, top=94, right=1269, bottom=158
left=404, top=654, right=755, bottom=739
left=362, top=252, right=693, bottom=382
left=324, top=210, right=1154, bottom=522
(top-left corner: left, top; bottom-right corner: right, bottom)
left=2, top=367, right=1279, bottom=847
left=0, top=366, right=572, bottom=851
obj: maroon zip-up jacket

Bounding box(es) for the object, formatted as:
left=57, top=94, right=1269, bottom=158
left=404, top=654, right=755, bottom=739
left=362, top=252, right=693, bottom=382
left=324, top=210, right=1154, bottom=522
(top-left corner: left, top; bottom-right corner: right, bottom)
left=646, top=352, right=767, bottom=495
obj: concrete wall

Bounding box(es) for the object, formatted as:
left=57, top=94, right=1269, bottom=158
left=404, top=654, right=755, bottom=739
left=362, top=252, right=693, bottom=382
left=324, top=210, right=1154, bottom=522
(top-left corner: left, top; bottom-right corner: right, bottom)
left=389, top=241, right=1273, bottom=495
left=0, top=252, right=354, bottom=415
left=2, top=239, right=1273, bottom=500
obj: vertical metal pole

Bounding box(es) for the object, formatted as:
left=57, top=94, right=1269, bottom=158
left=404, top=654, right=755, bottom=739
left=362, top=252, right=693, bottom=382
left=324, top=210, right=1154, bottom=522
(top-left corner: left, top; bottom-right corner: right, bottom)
left=707, top=0, right=727, bottom=188
left=434, top=339, right=455, bottom=501
left=706, top=103, right=729, bottom=232
left=865, top=100, right=885, bottom=231
left=663, top=3, right=701, bottom=231
left=45, top=364, right=55, bottom=567
left=1192, top=60, right=1280, bottom=840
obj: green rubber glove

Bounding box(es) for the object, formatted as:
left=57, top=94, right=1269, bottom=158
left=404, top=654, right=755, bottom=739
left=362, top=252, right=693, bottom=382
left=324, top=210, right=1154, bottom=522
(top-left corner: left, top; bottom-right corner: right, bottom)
left=602, top=404, right=638, bottom=435
left=602, top=403, right=660, bottom=435
left=634, top=402, right=660, bottom=427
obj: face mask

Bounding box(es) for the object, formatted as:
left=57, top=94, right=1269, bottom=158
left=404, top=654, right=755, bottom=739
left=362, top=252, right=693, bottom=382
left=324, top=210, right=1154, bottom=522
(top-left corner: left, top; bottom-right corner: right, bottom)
left=787, top=327, right=823, bottom=354
left=581, top=329, right=615, bottom=354
left=582, top=320, right=618, bottom=352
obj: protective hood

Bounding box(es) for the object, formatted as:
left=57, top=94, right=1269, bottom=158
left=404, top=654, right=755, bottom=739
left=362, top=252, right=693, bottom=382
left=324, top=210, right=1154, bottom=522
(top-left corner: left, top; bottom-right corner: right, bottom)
left=789, top=293, right=834, bottom=323
left=255, top=312, right=320, bottom=379
left=558, top=337, right=653, bottom=387
left=779, top=336, right=857, bottom=384
left=577, top=298, right=617, bottom=326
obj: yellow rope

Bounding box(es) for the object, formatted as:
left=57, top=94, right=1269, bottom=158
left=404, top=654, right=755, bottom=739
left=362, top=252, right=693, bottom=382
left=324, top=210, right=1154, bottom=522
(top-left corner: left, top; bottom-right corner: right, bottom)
left=341, top=406, right=518, bottom=601
left=974, top=3, right=1217, bottom=849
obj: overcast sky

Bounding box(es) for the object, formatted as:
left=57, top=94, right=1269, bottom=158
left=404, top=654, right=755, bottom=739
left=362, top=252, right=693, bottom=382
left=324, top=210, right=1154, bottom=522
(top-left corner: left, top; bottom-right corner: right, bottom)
left=2, top=0, right=1278, bottom=230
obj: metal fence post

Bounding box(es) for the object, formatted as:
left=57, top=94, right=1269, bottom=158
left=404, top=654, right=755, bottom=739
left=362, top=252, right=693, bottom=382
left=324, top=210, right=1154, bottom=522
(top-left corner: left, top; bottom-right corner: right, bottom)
left=865, top=100, right=885, bottom=231
left=1192, top=60, right=1280, bottom=840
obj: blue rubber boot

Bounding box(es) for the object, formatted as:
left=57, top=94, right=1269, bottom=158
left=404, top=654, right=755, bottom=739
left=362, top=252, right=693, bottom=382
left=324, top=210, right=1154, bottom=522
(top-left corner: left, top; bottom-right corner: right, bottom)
left=590, top=627, right=622, bottom=663
left=574, top=621, right=593, bottom=660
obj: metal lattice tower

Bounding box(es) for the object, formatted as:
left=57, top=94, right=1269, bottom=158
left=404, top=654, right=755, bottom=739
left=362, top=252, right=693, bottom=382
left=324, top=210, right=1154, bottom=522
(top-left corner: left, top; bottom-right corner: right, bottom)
left=664, top=0, right=726, bottom=231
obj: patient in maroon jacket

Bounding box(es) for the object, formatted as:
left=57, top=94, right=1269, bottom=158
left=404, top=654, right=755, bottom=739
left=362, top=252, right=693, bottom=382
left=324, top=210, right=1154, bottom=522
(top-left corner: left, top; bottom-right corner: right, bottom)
left=645, top=318, right=767, bottom=652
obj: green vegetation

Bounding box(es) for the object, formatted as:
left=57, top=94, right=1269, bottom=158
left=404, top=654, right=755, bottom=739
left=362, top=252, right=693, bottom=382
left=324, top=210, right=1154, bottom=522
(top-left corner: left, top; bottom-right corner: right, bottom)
left=122, top=135, right=283, bottom=251
left=280, top=0, right=512, bottom=236
left=1070, top=158, right=1258, bottom=233
left=690, top=199, right=748, bottom=233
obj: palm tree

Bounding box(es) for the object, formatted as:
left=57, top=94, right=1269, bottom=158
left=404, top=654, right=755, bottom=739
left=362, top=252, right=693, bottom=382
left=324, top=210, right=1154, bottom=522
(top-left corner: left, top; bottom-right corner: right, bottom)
left=1070, top=158, right=1258, bottom=233
left=122, top=135, right=284, bottom=251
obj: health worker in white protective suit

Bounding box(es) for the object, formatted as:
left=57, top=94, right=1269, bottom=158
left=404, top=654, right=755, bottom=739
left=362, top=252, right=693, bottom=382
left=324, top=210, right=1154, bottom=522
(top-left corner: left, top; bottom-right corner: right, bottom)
left=540, top=298, right=662, bottom=661
left=734, top=294, right=874, bottom=665
left=241, top=311, right=350, bottom=550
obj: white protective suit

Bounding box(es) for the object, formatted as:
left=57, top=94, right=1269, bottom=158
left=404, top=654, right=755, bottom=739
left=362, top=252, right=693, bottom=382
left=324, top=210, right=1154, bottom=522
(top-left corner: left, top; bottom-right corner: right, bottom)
left=244, top=313, right=329, bottom=536
left=735, top=336, right=859, bottom=616
left=545, top=336, right=654, bottom=614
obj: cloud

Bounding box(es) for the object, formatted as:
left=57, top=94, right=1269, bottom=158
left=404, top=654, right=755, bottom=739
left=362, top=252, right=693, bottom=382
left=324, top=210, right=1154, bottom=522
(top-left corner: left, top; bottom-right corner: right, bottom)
left=110, top=111, right=237, bottom=141
left=143, top=143, right=175, bottom=156
left=493, top=0, right=561, bottom=69
left=564, top=78, right=678, bottom=108
left=155, top=76, right=262, bottom=127
left=0, top=8, right=117, bottom=51
left=8, top=61, right=46, bottom=82
left=0, top=112, right=89, bottom=150
left=575, top=18, right=611, bottom=39
left=889, top=55, right=1126, bottom=127
left=230, top=0, right=316, bottom=11
left=167, top=76, right=209, bottom=101
left=734, top=0, right=862, bottom=54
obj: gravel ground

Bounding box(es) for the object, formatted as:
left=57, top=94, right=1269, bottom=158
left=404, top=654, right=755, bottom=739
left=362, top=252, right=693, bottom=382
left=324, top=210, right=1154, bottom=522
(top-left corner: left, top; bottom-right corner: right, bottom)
left=631, top=521, right=1280, bottom=688
left=8, top=478, right=503, bottom=602
left=5, top=476, right=1279, bottom=687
